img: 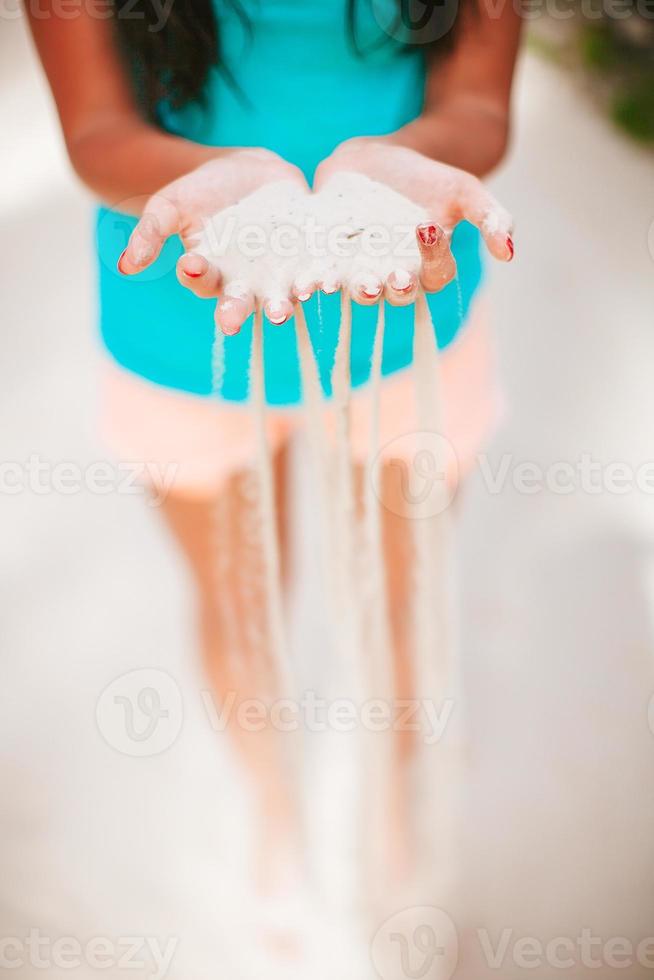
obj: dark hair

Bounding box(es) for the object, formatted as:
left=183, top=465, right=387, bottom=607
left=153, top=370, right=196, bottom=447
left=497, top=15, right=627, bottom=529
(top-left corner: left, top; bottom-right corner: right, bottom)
left=113, top=0, right=464, bottom=121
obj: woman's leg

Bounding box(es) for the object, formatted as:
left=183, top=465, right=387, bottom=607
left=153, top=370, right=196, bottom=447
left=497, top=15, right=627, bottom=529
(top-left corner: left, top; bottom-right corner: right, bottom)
left=382, top=461, right=422, bottom=880
left=159, top=442, right=298, bottom=889
left=380, top=463, right=415, bottom=743
left=353, top=460, right=417, bottom=879
left=371, top=458, right=460, bottom=882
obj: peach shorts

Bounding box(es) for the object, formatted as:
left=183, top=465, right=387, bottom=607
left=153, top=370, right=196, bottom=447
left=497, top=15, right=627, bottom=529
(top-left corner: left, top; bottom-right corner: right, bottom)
left=101, top=293, right=502, bottom=500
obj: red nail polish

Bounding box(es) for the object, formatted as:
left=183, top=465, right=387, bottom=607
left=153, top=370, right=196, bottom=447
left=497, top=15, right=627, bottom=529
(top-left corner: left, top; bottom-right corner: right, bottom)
left=117, top=249, right=127, bottom=274
left=417, top=224, right=441, bottom=247
left=185, top=270, right=202, bottom=278
left=506, top=236, right=514, bottom=261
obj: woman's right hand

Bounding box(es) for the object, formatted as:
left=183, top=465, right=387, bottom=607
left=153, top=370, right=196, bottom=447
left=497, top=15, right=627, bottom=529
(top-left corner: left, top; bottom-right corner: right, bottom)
left=118, top=148, right=308, bottom=333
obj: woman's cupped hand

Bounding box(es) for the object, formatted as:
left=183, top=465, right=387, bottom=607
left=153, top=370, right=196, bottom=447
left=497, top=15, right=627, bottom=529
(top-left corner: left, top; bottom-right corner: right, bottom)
left=118, top=140, right=513, bottom=336
left=117, top=148, right=309, bottom=334
left=314, top=136, right=514, bottom=302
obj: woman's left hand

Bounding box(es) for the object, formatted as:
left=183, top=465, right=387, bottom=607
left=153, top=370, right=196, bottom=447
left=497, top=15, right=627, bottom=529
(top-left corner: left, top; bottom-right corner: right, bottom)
left=314, top=137, right=513, bottom=306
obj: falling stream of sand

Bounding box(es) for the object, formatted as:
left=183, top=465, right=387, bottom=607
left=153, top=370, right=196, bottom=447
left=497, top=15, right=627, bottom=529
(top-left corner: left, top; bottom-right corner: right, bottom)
left=202, top=174, right=457, bottom=947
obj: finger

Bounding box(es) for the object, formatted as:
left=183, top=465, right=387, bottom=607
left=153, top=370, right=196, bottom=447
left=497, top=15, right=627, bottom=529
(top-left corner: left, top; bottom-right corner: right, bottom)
left=349, top=272, right=383, bottom=306
left=176, top=253, right=222, bottom=298
left=416, top=223, right=457, bottom=292
left=216, top=281, right=255, bottom=336
left=320, top=275, right=341, bottom=295
left=291, top=278, right=317, bottom=303
left=264, top=296, right=294, bottom=326
left=455, top=177, right=514, bottom=261
left=118, top=194, right=181, bottom=275
left=384, top=268, right=418, bottom=307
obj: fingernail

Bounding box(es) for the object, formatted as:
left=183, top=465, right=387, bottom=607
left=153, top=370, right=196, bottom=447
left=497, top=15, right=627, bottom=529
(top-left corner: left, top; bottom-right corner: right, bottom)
left=184, top=269, right=203, bottom=278
left=134, top=245, right=154, bottom=265
left=360, top=278, right=382, bottom=299
left=117, top=249, right=127, bottom=274
left=296, top=289, right=312, bottom=302
left=222, top=323, right=241, bottom=337
left=321, top=280, right=340, bottom=295
left=417, top=223, right=442, bottom=247
left=506, top=236, right=514, bottom=261
left=388, top=269, right=414, bottom=292
left=267, top=303, right=288, bottom=325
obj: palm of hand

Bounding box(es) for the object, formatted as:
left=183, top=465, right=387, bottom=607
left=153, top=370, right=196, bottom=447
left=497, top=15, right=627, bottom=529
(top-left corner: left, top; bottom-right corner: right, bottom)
left=315, top=140, right=512, bottom=253
left=120, top=149, right=308, bottom=267
left=120, top=143, right=512, bottom=336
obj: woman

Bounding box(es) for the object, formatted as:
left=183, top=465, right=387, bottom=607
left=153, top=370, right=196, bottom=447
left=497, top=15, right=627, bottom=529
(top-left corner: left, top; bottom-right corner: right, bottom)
left=28, top=0, right=519, bottom=905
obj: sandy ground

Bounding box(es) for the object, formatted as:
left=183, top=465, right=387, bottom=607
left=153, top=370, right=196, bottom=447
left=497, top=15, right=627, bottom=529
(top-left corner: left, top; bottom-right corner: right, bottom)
left=1, top=15, right=654, bottom=980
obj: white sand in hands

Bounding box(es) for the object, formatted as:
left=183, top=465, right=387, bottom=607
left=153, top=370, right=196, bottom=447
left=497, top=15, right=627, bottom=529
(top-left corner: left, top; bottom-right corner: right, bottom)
left=194, top=172, right=428, bottom=300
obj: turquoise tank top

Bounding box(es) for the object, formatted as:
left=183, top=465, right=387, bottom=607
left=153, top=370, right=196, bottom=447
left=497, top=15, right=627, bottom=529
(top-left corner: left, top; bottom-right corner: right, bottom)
left=95, top=0, right=483, bottom=405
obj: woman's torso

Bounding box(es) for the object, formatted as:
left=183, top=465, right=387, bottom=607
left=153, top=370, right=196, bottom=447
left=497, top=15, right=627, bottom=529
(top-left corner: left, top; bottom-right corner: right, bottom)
left=96, top=0, right=483, bottom=404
